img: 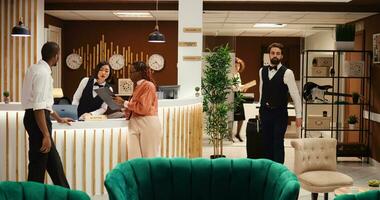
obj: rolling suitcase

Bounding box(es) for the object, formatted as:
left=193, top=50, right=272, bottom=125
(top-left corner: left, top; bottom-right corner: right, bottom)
left=246, top=117, right=264, bottom=159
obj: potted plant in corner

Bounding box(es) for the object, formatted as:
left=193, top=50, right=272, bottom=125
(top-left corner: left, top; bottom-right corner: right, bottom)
left=202, top=44, right=240, bottom=159
left=347, top=115, right=358, bottom=130
left=3, top=91, right=10, bottom=104
left=195, top=86, right=200, bottom=97
left=352, top=92, right=360, bottom=104
left=335, top=24, right=355, bottom=50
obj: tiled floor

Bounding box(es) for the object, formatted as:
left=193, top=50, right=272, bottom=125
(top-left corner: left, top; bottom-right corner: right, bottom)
left=93, top=136, right=380, bottom=200
left=202, top=138, right=380, bottom=200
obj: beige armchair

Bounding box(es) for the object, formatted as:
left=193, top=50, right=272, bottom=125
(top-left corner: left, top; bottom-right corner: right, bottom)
left=291, top=138, right=353, bottom=200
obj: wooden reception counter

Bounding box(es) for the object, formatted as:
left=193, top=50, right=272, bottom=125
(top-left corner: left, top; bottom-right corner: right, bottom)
left=0, top=98, right=203, bottom=195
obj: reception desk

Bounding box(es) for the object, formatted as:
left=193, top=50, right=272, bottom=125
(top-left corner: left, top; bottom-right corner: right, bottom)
left=0, top=98, right=203, bottom=195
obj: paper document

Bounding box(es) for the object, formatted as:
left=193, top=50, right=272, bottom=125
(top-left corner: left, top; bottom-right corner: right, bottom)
left=94, top=87, right=123, bottom=110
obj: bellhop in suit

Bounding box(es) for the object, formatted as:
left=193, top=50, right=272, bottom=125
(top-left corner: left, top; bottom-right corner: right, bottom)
left=259, top=43, right=302, bottom=164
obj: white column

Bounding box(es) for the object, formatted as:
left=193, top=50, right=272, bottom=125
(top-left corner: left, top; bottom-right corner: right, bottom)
left=36, top=0, right=44, bottom=61
left=178, top=0, right=203, bottom=98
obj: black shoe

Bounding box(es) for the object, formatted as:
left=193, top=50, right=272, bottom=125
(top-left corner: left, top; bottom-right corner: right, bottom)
left=235, top=135, right=243, bottom=142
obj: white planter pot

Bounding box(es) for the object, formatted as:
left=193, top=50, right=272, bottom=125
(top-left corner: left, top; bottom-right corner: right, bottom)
left=335, top=41, right=355, bottom=50
left=348, top=123, right=356, bottom=130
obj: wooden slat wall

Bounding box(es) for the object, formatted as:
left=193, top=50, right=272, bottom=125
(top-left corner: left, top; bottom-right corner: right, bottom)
left=0, top=0, right=38, bottom=102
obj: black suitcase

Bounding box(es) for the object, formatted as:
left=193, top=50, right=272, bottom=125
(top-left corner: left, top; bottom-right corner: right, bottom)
left=246, top=118, right=264, bottom=159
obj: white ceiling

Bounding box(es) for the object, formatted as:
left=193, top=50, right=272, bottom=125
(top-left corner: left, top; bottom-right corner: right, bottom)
left=45, top=10, right=377, bottom=37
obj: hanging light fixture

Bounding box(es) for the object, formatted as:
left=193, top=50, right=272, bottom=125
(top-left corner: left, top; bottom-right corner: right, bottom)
left=11, top=17, right=30, bottom=37
left=148, top=0, right=165, bottom=43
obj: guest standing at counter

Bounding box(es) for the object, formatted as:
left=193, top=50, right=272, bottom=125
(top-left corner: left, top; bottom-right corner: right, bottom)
left=113, top=61, right=162, bottom=159
left=72, top=61, right=113, bottom=120
left=21, top=42, right=72, bottom=188
left=259, top=42, right=302, bottom=164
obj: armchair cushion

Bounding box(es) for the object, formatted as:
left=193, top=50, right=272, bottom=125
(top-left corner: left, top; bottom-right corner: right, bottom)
left=0, top=181, right=90, bottom=200
left=105, top=157, right=300, bottom=200
left=334, top=190, right=380, bottom=200
left=299, top=171, right=354, bottom=193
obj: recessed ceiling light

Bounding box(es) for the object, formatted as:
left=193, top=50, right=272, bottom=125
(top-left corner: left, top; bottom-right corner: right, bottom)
left=113, top=12, right=152, bottom=18
left=254, top=23, right=287, bottom=28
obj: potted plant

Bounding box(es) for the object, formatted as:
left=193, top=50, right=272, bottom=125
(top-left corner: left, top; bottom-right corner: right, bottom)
left=335, top=24, right=355, bottom=50
left=202, top=44, right=240, bottom=159
left=352, top=92, right=360, bottom=104
left=195, top=86, right=200, bottom=97
left=3, top=91, right=10, bottom=104
left=347, top=115, right=358, bottom=129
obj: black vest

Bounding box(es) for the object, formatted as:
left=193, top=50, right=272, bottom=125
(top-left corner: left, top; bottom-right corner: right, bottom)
left=261, top=65, right=289, bottom=108
left=77, top=78, right=110, bottom=117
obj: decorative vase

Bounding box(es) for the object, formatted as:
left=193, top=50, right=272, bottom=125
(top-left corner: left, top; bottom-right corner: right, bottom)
left=3, top=96, right=9, bottom=104
left=352, top=96, right=359, bottom=104
left=348, top=123, right=355, bottom=130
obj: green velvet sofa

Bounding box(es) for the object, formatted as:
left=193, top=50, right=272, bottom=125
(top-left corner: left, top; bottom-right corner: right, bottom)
left=0, top=181, right=90, bottom=200
left=334, top=190, right=380, bottom=200
left=104, top=157, right=300, bottom=200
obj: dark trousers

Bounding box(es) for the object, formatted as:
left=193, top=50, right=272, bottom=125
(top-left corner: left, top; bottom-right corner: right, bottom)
left=259, top=106, right=288, bottom=164
left=23, top=109, right=69, bottom=188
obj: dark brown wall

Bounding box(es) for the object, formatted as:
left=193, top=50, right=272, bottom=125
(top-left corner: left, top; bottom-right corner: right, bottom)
left=361, top=14, right=380, bottom=162
left=61, top=21, right=178, bottom=100
left=205, top=36, right=302, bottom=100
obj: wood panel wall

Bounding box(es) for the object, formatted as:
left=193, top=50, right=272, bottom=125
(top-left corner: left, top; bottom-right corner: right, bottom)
left=0, top=0, right=39, bottom=102
left=362, top=13, right=380, bottom=162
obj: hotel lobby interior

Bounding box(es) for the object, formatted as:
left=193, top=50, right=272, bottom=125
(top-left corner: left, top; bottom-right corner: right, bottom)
left=1, top=0, right=380, bottom=199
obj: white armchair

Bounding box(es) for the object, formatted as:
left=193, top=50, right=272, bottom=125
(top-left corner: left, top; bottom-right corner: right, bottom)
left=291, top=138, right=353, bottom=200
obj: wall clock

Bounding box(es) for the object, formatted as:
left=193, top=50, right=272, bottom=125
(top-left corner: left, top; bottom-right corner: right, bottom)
left=109, top=54, right=125, bottom=70
left=66, top=53, right=83, bottom=70
left=148, top=54, right=165, bottom=71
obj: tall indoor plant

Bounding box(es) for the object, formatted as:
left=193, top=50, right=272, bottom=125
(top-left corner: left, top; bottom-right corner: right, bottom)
left=202, top=45, right=240, bottom=158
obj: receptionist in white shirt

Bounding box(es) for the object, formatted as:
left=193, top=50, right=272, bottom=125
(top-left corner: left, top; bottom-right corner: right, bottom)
left=72, top=61, right=113, bottom=120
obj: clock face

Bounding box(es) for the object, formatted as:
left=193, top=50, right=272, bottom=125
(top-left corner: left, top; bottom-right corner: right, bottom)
left=109, top=54, right=125, bottom=70
left=66, top=53, right=83, bottom=70
left=148, top=54, right=165, bottom=71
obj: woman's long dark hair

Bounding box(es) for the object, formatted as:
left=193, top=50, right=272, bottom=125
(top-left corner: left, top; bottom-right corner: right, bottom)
left=132, top=61, right=157, bottom=87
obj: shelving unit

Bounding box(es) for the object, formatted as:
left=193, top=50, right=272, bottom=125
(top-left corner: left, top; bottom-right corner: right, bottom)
left=301, top=50, right=372, bottom=161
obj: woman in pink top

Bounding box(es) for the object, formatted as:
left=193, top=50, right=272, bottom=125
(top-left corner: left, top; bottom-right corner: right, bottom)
left=114, top=61, right=162, bottom=159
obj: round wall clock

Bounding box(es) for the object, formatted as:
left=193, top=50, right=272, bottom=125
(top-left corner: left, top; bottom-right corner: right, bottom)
left=148, top=54, right=165, bottom=71
left=66, top=53, right=83, bottom=70
left=109, top=54, right=125, bottom=70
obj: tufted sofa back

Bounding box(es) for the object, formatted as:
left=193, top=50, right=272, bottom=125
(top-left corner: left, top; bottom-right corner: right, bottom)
left=0, top=181, right=90, bottom=200
left=291, top=138, right=337, bottom=175
left=104, top=157, right=300, bottom=200
left=334, top=190, right=380, bottom=200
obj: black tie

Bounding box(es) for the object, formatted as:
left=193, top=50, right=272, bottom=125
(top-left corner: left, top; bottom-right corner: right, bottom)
left=94, top=82, right=104, bottom=88
left=269, top=65, right=277, bottom=71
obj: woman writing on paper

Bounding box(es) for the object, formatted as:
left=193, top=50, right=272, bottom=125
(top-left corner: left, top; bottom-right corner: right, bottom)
left=113, top=61, right=162, bottom=159
left=72, top=61, right=113, bottom=120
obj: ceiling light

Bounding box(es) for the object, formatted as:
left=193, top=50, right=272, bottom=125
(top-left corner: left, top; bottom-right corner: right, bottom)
left=148, top=0, right=165, bottom=43
left=113, top=12, right=152, bottom=18
left=254, top=23, right=287, bottom=28
left=11, top=17, right=30, bottom=37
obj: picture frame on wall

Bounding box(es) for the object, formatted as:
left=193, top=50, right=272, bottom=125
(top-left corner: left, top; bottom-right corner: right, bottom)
left=373, top=33, right=380, bottom=64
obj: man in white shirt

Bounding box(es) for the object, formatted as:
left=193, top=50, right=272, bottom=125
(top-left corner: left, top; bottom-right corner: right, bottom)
left=21, top=42, right=72, bottom=188
left=259, top=42, right=302, bottom=164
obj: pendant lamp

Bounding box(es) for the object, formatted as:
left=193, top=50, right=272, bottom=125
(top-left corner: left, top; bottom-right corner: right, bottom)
left=148, top=0, right=165, bottom=43
left=11, top=17, right=30, bottom=37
